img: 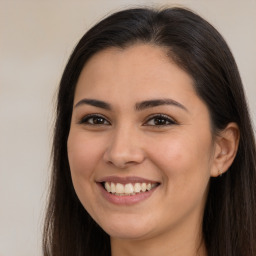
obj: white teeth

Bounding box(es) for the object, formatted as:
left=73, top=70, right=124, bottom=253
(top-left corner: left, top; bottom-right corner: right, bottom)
left=110, top=182, right=116, bottom=193
left=134, top=183, right=141, bottom=193
left=124, top=183, right=134, bottom=194
left=103, top=181, right=158, bottom=195
left=105, top=182, right=111, bottom=192
left=116, top=183, right=124, bottom=193
left=141, top=183, right=147, bottom=192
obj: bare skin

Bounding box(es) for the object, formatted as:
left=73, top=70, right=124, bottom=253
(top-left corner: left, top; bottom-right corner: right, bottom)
left=67, top=44, right=239, bottom=256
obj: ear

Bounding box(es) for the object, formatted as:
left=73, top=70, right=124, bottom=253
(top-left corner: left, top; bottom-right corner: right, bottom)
left=211, top=122, right=240, bottom=177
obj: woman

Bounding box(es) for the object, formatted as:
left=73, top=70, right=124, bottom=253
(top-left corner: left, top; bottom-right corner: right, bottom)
left=43, top=7, right=256, bottom=256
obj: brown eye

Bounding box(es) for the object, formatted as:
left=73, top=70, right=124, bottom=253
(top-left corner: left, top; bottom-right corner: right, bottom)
left=153, top=117, right=169, bottom=125
left=80, top=114, right=110, bottom=125
left=91, top=117, right=106, bottom=124
left=144, top=114, right=176, bottom=126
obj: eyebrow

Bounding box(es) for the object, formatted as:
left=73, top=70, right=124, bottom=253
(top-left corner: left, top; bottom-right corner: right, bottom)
left=135, top=99, right=188, bottom=112
left=75, top=99, right=111, bottom=110
left=74, top=98, right=188, bottom=112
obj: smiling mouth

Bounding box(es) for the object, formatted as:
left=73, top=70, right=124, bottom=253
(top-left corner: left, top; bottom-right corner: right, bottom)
left=102, top=182, right=159, bottom=196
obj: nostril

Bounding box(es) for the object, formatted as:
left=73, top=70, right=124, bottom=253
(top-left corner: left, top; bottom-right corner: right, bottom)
left=105, top=159, right=141, bottom=169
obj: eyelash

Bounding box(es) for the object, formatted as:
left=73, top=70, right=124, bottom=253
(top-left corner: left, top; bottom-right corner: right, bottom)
left=79, top=114, right=111, bottom=125
left=144, top=114, right=177, bottom=126
left=79, top=113, right=177, bottom=127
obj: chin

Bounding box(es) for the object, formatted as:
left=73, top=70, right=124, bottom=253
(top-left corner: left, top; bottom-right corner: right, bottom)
left=107, top=229, right=151, bottom=240
left=100, top=218, right=153, bottom=240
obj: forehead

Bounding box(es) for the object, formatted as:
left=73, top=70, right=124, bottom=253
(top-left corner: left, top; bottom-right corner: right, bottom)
left=75, top=44, right=196, bottom=100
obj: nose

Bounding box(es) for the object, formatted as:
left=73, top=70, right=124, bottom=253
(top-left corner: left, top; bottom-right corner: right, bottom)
left=103, top=125, right=145, bottom=169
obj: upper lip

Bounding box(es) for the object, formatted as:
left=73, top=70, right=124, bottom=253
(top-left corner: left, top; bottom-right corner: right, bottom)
left=96, top=176, right=160, bottom=184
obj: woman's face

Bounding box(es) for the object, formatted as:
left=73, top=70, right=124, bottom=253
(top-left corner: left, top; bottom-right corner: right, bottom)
left=67, top=44, right=217, bottom=241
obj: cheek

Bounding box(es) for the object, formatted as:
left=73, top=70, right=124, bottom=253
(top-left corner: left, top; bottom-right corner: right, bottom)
left=67, top=131, right=107, bottom=216
left=67, top=131, right=106, bottom=209
left=148, top=131, right=213, bottom=188
left=151, top=134, right=212, bottom=217
left=67, top=132, right=103, bottom=178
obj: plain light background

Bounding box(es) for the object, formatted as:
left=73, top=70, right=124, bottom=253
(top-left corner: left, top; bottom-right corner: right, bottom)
left=0, top=1, right=255, bottom=255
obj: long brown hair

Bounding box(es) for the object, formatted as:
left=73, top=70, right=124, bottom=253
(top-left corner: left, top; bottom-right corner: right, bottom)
left=43, top=7, right=256, bottom=256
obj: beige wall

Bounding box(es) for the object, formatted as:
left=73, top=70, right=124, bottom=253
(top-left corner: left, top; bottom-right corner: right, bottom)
left=0, top=1, right=255, bottom=255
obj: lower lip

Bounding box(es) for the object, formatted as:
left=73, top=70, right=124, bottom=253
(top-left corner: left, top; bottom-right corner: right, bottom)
left=97, top=183, right=158, bottom=205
